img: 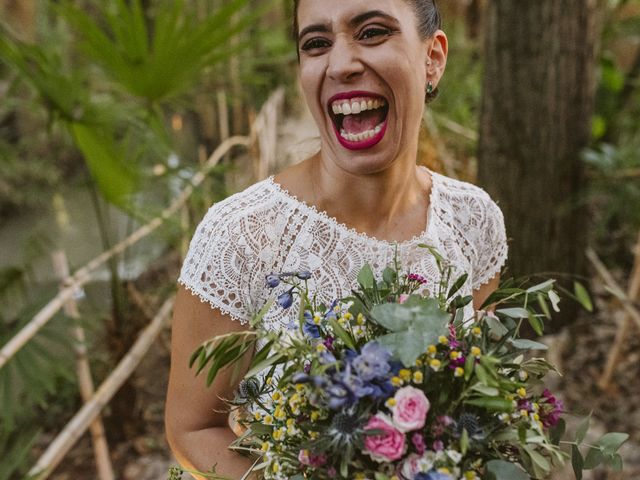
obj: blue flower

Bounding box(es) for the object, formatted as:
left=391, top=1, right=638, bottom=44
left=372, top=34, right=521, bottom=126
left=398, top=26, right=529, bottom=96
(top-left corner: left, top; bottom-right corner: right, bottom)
left=352, top=342, right=392, bottom=381
left=277, top=288, right=294, bottom=309
left=265, top=274, right=280, bottom=288
left=415, top=472, right=453, bottom=480
left=326, top=381, right=354, bottom=410
left=296, top=270, right=312, bottom=280
left=302, top=310, right=320, bottom=338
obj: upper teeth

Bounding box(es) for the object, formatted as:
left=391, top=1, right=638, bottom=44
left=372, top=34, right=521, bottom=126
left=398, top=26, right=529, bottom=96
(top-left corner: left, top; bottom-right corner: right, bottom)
left=332, top=98, right=385, bottom=115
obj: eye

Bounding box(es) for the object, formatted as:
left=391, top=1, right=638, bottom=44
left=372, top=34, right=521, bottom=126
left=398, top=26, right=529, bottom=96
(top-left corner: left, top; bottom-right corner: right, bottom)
left=300, top=37, right=331, bottom=52
left=358, top=26, right=392, bottom=41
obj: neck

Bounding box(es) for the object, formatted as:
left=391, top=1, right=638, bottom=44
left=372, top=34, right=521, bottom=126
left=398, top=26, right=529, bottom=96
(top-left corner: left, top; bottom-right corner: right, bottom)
left=308, top=151, right=431, bottom=241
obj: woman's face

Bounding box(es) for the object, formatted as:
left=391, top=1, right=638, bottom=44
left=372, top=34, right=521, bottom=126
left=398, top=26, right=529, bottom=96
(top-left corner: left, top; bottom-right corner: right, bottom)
left=296, top=0, right=447, bottom=175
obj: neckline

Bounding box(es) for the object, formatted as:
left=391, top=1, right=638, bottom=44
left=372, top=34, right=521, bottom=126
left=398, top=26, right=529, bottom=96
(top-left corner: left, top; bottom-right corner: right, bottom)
left=266, top=166, right=438, bottom=247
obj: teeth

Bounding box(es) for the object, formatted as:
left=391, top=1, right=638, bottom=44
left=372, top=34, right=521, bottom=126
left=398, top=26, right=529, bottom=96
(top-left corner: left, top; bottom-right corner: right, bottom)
left=339, top=122, right=385, bottom=142
left=331, top=97, right=386, bottom=116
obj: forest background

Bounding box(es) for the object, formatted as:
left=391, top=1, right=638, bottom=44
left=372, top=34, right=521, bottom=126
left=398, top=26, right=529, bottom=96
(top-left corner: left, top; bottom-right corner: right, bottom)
left=0, top=0, right=639, bottom=479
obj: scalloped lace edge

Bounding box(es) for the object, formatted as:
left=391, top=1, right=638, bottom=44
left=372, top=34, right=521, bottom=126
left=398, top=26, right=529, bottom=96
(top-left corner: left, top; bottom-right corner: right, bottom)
left=177, top=278, right=251, bottom=325
left=472, top=245, right=509, bottom=290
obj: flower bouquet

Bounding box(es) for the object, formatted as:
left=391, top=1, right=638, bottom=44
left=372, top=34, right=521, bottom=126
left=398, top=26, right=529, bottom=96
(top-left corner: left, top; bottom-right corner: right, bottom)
left=185, top=246, right=627, bottom=480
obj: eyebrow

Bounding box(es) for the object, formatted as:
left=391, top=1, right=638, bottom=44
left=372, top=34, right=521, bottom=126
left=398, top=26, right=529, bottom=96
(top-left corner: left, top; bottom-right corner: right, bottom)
left=298, top=10, right=399, bottom=42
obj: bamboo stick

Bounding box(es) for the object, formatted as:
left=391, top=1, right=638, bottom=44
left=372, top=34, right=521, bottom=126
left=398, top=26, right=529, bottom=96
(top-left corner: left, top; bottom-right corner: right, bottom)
left=51, top=250, right=115, bottom=480
left=595, top=233, right=640, bottom=389
left=28, top=296, right=175, bottom=479
left=0, top=135, right=251, bottom=370
left=0, top=87, right=281, bottom=370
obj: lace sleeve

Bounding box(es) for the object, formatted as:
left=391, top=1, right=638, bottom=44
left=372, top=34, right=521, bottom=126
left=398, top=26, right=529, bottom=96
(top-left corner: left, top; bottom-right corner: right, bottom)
left=472, top=196, right=508, bottom=289
left=178, top=203, right=259, bottom=325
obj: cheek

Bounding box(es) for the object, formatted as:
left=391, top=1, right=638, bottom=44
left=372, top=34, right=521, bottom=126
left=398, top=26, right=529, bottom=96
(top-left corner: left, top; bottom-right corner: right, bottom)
left=299, top=61, right=325, bottom=113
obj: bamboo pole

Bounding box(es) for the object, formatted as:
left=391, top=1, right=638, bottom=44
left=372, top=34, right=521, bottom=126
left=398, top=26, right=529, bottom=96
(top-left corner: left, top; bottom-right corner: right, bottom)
left=28, top=296, right=175, bottom=480
left=595, top=232, right=640, bottom=389
left=51, top=250, right=115, bottom=480
left=0, top=135, right=251, bottom=370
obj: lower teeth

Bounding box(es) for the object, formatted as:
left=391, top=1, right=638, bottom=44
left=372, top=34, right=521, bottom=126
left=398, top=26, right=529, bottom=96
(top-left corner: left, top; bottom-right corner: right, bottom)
left=340, top=123, right=383, bottom=142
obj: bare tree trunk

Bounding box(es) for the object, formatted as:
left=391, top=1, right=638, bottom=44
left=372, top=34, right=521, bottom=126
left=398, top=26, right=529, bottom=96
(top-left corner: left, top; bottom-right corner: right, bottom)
left=477, top=0, right=603, bottom=328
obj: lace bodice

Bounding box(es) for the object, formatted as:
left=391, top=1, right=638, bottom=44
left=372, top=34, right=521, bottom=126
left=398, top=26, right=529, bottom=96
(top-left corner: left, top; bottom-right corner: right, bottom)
left=178, top=169, right=508, bottom=329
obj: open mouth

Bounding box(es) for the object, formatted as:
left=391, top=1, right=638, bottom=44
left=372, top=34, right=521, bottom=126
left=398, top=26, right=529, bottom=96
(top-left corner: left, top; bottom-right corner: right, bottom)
left=327, top=93, right=389, bottom=150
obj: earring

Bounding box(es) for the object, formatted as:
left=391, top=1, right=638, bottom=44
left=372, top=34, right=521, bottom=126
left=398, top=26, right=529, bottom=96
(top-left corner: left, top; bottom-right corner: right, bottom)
left=426, top=81, right=434, bottom=94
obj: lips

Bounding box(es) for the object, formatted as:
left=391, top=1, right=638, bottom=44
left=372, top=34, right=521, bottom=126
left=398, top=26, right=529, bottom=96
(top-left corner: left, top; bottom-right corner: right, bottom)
left=327, top=91, right=389, bottom=151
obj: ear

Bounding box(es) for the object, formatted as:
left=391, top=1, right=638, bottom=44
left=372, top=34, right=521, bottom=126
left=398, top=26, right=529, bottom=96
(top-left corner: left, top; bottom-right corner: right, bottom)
left=426, top=29, right=448, bottom=87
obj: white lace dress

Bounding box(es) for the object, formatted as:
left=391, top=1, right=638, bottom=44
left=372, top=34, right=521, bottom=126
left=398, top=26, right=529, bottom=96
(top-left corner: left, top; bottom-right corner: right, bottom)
left=178, top=169, right=508, bottom=329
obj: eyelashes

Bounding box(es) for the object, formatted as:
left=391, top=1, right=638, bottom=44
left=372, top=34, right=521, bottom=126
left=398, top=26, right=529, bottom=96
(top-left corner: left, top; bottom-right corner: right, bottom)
left=300, top=25, right=397, bottom=53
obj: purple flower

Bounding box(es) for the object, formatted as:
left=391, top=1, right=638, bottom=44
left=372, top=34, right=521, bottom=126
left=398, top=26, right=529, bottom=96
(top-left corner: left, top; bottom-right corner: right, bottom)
left=277, top=288, right=294, bottom=309
left=432, top=440, right=444, bottom=452
left=411, top=432, right=426, bottom=455
left=352, top=342, right=392, bottom=381
left=541, top=389, right=564, bottom=427
left=416, top=472, right=453, bottom=480
left=323, top=335, right=335, bottom=350
left=407, top=273, right=427, bottom=284
left=265, top=274, right=280, bottom=288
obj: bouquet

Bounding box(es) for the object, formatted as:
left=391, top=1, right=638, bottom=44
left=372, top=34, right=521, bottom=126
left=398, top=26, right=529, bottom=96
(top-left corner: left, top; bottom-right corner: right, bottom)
left=186, top=246, right=627, bottom=480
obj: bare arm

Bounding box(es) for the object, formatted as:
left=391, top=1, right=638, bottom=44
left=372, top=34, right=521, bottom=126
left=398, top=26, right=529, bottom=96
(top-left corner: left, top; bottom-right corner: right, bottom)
left=165, top=286, right=258, bottom=480
left=473, top=272, right=500, bottom=312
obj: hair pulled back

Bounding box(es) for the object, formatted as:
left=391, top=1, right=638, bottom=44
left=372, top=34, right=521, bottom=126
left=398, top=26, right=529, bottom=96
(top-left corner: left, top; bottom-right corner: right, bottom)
left=292, top=0, right=442, bottom=102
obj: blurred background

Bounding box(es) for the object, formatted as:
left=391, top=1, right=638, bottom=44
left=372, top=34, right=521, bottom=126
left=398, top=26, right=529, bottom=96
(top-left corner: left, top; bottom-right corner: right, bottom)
left=0, top=0, right=638, bottom=478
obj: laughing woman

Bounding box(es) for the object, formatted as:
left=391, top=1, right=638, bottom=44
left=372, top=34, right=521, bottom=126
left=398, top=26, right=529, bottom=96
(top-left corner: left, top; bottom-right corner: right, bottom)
left=165, top=0, right=507, bottom=478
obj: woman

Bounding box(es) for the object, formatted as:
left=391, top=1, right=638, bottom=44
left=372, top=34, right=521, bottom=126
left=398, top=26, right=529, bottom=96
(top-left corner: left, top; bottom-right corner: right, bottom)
left=165, top=0, right=507, bottom=478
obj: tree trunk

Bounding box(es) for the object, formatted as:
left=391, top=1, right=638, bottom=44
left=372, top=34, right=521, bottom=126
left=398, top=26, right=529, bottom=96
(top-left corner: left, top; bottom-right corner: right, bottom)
left=477, top=0, right=603, bottom=328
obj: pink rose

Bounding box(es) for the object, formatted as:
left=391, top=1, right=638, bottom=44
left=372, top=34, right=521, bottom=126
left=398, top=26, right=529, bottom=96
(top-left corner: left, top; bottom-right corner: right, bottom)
left=364, top=413, right=406, bottom=462
left=392, top=386, right=430, bottom=432
left=399, top=453, right=423, bottom=480
left=399, top=294, right=410, bottom=304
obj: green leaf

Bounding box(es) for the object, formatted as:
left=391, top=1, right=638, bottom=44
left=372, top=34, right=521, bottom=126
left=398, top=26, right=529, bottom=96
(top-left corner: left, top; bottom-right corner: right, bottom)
left=526, top=279, right=555, bottom=293
left=496, top=307, right=530, bottom=319
left=485, top=313, right=509, bottom=338
left=550, top=418, right=566, bottom=445
left=328, top=318, right=356, bottom=350
left=575, top=414, right=591, bottom=445
left=465, top=396, right=513, bottom=412
left=470, top=384, right=499, bottom=396
left=607, top=453, right=623, bottom=471
left=572, top=444, right=584, bottom=480
left=524, top=445, right=550, bottom=477
left=357, top=264, right=375, bottom=289
left=573, top=282, right=593, bottom=312
left=537, top=293, right=552, bottom=319
left=527, top=312, right=545, bottom=336
left=447, top=273, right=468, bottom=299
left=382, top=267, right=397, bottom=286
left=485, top=460, right=529, bottom=480
left=596, top=432, right=629, bottom=454
left=583, top=447, right=604, bottom=469
left=460, top=428, right=469, bottom=455
left=510, top=339, right=548, bottom=350
left=71, top=122, right=139, bottom=208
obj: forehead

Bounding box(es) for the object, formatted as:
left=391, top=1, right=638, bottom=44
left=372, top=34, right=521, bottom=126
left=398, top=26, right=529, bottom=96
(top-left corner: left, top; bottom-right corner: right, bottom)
left=297, top=0, right=414, bottom=31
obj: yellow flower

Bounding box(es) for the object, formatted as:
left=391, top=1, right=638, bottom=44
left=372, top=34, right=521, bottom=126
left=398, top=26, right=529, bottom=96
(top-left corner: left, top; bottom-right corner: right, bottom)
left=471, top=346, right=482, bottom=357
left=316, top=343, right=327, bottom=353
left=429, top=359, right=442, bottom=371
left=261, top=442, right=271, bottom=452
left=450, top=351, right=460, bottom=360
left=385, top=398, right=397, bottom=408
left=273, top=407, right=286, bottom=420
left=517, top=387, right=527, bottom=398
left=438, top=336, right=449, bottom=345
left=271, top=391, right=282, bottom=401
left=254, top=412, right=263, bottom=421
left=309, top=431, right=319, bottom=439
left=472, top=327, right=482, bottom=337
left=313, top=314, right=322, bottom=325
left=413, top=371, right=424, bottom=384
left=454, top=367, right=465, bottom=377
left=415, top=358, right=423, bottom=367
left=295, top=384, right=305, bottom=392
left=533, top=413, right=540, bottom=422
left=272, top=429, right=284, bottom=441
left=391, top=376, right=403, bottom=387
left=520, top=409, right=529, bottom=418
left=264, top=415, right=273, bottom=425
left=464, top=472, right=479, bottom=480
left=399, top=369, right=412, bottom=381
left=427, top=344, right=437, bottom=356
left=344, top=312, right=353, bottom=321
left=286, top=418, right=295, bottom=427
left=310, top=411, right=321, bottom=422
left=355, top=473, right=366, bottom=480
left=438, top=468, right=451, bottom=474
left=532, top=402, right=539, bottom=412
left=357, top=313, right=365, bottom=325
left=272, top=461, right=280, bottom=473
left=266, top=377, right=273, bottom=386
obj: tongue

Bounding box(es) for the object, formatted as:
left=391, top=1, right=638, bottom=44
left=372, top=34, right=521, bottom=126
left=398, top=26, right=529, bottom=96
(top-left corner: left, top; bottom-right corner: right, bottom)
left=342, top=109, right=385, bottom=134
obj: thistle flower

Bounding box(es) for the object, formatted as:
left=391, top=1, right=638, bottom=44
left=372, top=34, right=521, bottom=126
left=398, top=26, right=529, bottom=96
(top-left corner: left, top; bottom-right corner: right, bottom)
left=237, top=377, right=261, bottom=401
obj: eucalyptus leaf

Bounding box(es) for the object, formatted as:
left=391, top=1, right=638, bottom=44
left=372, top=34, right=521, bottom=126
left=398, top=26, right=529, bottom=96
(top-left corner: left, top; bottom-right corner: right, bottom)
left=526, top=279, right=555, bottom=293
left=596, top=432, right=629, bottom=454
left=465, top=396, right=513, bottom=412
left=496, top=307, right=530, bottom=319
left=485, top=460, right=529, bottom=480
left=357, top=264, right=375, bottom=289
left=575, top=414, right=591, bottom=445
left=548, top=290, right=561, bottom=312
left=572, top=444, right=584, bottom=480
left=573, top=281, right=593, bottom=312
left=510, top=339, right=548, bottom=350
left=583, top=447, right=604, bottom=469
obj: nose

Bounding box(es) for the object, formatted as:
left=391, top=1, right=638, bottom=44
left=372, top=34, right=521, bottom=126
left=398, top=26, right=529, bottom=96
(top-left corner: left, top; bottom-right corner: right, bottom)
left=326, top=36, right=364, bottom=82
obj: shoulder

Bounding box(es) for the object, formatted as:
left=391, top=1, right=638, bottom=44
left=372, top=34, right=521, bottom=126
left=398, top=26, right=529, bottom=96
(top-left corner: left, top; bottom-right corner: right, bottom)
left=430, top=171, right=504, bottom=225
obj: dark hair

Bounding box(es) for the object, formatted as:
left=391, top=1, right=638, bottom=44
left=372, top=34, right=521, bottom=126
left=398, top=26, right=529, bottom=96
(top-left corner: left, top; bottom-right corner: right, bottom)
left=292, top=0, right=442, bottom=102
